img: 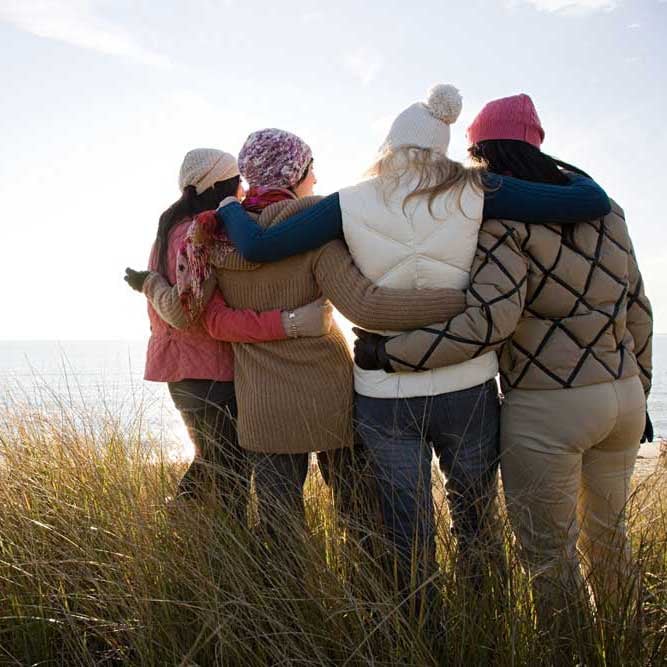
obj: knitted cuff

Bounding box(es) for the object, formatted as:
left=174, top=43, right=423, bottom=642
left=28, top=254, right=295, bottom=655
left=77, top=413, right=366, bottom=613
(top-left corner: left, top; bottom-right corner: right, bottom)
left=141, top=272, right=162, bottom=298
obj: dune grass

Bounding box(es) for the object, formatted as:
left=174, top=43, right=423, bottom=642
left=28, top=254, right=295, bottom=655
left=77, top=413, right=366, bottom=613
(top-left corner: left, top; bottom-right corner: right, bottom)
left=0, top=397, right=666, bottom=666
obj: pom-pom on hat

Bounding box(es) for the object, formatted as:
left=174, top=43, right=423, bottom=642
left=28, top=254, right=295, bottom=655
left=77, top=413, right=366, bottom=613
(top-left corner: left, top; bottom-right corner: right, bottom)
left=238, top=128, right=313, bottom=189
left=381, top=84, right=463, bottom=154
left=178, top=148, right=240, bottom=195
left=467, top=94, right=545, bottom=149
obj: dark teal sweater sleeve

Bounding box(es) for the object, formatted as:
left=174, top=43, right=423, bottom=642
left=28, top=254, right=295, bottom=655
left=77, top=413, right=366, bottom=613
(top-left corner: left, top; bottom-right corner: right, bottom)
left=482, top=173, right=611, bottom=224
left=218, top=193, right=343, bottom=263
left=218, top=175, right=611, bottom=263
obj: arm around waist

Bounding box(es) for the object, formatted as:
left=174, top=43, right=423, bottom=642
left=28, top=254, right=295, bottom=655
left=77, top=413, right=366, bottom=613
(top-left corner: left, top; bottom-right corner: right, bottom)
left=313, top=240, right=466, bottom=330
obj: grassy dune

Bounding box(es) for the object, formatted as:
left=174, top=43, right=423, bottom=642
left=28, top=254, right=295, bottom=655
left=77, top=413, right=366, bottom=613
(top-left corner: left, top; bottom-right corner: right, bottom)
left=0, top=400, right=666, bottom=666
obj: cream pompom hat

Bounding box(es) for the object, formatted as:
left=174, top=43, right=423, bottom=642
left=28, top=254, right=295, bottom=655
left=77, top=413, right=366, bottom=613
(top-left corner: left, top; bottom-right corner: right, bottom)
left=381, top=84, right=463, bottom=154
left=178, top=148, right=240, bottom=195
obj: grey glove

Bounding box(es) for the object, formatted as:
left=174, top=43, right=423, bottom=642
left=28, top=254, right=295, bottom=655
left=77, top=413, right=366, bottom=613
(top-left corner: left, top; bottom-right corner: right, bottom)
left=124, top=267, right=150, bottom=292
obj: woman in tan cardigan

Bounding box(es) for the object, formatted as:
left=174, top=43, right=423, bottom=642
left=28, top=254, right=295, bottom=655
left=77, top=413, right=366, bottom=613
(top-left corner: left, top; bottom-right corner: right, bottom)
left=147, top=128, right=466, bottom=527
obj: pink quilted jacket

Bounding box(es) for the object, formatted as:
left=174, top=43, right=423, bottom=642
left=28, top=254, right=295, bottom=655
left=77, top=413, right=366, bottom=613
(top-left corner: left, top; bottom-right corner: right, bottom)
left=144, top=219, right=284, bottom=383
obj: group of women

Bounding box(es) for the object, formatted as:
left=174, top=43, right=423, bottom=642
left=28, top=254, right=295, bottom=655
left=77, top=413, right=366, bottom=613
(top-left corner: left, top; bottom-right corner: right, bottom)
left=125, top=85, right=653, bottom=627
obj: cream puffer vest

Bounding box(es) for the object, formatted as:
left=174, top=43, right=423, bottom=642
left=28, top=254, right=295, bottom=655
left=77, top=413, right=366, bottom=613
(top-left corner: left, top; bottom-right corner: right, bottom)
left=339, top=175, right=498, bottom=398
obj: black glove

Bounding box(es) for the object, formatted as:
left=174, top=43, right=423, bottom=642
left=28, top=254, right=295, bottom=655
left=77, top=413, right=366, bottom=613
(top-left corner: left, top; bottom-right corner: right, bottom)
left=641, top=411, right=654, bottom=444
left=352, top=327, right=392, bottom=372
left=124, top=267, right=151, bottom=293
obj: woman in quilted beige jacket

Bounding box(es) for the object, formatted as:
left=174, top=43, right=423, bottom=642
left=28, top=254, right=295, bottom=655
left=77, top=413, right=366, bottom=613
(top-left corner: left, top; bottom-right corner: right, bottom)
left=360, top=95, right=653, bottom=631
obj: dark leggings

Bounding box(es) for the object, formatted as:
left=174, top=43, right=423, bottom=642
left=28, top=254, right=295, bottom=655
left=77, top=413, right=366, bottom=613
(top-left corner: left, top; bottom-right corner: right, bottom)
left=168, top=380, right=250, bottom=521
left=251, top=445, right=371, bottom=532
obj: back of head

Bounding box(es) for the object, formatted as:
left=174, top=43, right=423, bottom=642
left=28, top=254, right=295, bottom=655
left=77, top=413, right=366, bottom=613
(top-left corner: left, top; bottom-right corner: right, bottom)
left=238, top=128, right=313, bottom=190
left=381, top=84, right=463, bottom=155
left=370, top=84, right=483, bottom=215
left=467, top=95, right=593, bottom=249
left=467, top=93, right=545, bottom=151
left=154, top=148, right=241, bottom=274
left=466, top=93, right=569, bottom=185
left=179, top=148, right=239, bottom=195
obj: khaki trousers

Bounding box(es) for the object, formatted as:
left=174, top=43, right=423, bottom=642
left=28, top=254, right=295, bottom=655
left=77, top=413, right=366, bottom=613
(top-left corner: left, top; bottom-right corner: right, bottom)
left=501, top=376, right=645, bottom=612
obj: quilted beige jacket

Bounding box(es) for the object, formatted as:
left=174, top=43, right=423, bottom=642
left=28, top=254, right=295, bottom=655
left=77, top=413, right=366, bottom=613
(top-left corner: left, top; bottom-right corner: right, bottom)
left=384, top=201, right=653, bottom=396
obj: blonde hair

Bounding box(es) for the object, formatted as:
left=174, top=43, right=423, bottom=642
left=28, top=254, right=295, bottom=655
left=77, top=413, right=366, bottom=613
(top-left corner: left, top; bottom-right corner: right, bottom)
left=366, top=145, right=485, bottom=218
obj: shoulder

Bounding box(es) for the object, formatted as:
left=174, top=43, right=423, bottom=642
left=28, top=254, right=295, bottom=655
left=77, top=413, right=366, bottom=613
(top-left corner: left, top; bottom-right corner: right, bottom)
left=318, top=238, right=347, bottom=254
left=601, top=198, right=634, bottom=252
left=258, top=196, right=324, bottom=227
left=455, top=180, right=485, bottom=219
left=167, top=218, right=193, bottom=252
left=608, top=198, right=625, bottom=220
left=169, top=218, right=193, bottom=245
left=603, top=198, right=627, bottom=234
left=312, top=239, right=348, bottom=262
left=339, top=178, right=378, bottom=202
left=149, top=218, right=192, bottom=276
left=474, top=220, right=530, bottom=276
left=479, top=217, right=528, bottom=242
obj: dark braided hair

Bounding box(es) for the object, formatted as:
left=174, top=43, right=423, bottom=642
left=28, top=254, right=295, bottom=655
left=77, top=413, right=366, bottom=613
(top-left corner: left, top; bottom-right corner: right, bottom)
left=154, top=176, right=240, bottom=275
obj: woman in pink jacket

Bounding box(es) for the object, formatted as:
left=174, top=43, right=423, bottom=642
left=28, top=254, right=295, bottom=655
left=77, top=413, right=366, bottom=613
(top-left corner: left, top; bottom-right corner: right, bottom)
left=125, top=148, right=329, bottom=518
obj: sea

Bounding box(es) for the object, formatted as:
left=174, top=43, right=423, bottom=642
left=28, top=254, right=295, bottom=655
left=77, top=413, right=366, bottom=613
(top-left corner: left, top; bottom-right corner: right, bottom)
left=0, top=335, right=665, bottom=461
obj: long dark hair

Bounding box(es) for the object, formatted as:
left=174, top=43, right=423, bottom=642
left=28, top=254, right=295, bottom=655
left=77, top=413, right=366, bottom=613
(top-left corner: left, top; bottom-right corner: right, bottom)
left=469, top=140, right=592, bottom=244
left=468, top=139, right=590, bottom=184
left=154, top=176, right=240, bottom=275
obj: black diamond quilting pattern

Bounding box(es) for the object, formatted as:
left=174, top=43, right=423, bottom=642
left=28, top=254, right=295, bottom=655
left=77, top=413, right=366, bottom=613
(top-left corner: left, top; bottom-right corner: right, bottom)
left=385, top=211, right=652, bottom=395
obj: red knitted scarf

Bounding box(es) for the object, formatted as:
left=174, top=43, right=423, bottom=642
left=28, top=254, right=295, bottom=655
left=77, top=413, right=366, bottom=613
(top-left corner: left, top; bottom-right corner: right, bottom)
left=242, top=187, right=296, bottom=213
left=176, top=210, right=234, bottom=321
left=177, top=189, right=296, bottom=321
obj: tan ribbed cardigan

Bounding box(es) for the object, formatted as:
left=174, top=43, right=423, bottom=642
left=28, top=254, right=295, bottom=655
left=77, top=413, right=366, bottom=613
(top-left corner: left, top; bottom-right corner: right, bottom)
left=213, top=196, right=466, bottom=454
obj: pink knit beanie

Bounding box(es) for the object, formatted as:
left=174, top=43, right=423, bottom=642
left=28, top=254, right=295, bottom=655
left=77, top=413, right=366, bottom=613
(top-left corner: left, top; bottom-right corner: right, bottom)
left=467, top=94, right=545, bottom=148
left=238, top=128, right=313, bottom=189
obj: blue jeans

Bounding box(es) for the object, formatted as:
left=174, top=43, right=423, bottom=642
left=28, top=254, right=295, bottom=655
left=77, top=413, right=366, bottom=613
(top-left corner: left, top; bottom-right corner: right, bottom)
left=356, top=380, right=501, bottom=592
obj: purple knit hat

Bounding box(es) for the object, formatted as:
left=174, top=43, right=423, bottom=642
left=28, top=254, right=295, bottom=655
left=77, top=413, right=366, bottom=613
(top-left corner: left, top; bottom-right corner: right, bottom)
left=238, top=128, right=313, bottom=189
left=467, top=94, right=545, bottom=149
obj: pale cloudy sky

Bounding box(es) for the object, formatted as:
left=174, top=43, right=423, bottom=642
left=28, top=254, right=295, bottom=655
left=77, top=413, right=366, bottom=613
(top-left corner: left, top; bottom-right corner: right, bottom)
left=1, top=0, right=666, bottom=339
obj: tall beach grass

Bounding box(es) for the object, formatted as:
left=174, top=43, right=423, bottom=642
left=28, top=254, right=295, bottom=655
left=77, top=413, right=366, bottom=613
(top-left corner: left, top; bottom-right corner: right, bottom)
left=0, top=392, right=666, bottom=666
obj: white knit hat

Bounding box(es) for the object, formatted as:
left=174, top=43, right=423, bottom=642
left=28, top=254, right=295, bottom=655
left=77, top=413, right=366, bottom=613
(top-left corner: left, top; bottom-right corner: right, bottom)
left=381, top=84, right=463, bottom=154
left=178, top=148, right=240, bottom=194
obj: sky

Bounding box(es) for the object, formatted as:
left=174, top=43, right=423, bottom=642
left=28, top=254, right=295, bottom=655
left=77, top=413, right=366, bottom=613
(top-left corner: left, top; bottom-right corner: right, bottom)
left=1, top=0, right=666, bottom=340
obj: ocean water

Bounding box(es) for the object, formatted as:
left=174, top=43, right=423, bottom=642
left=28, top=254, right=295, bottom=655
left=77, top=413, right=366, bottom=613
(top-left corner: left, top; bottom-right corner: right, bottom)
left=0, top=340, right=190, bottom=459
left=650, top=335, right=667, bottom=444
left=0, top=336, right=665, bottom=459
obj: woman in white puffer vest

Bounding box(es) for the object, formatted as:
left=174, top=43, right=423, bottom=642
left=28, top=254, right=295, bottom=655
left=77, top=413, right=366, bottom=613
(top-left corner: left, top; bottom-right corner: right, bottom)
left=339, top=86, right=500, bottom=593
